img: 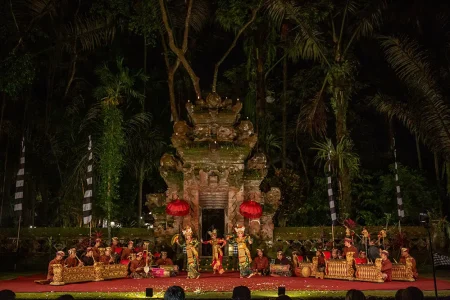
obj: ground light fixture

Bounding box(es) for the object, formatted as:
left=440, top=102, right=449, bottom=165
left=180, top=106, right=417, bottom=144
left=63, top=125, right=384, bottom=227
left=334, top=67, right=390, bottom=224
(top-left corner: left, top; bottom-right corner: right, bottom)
left=145, top=287, right=153, bottom=297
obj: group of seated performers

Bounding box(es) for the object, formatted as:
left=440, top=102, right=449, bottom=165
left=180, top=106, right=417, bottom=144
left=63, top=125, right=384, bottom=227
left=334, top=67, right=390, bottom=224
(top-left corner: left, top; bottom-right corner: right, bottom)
left=46, top=237, right=180, bottom=282
left=46, top=235, right=418, bottom=282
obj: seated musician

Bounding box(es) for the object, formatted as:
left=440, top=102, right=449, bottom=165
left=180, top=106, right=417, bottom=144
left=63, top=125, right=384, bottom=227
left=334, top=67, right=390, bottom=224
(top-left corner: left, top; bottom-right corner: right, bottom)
left=291, top=251, right=303, bottom=268
left=64, top=248, right=83, bottom=267
left=400, top=248, right=418, bottom=279
left=343, top=238, right=358, bottom=258
left=368, top=239, right=380, bottom=262
left=270, top=251, right=292, bottom=277
left=248, top=248, right=269, bottom=278
left=47, top=251, right=65, bottom=281
left=110, top=237, right=120, bottom=259
left=355, top=251, right=368, bottom=264
left=81, top=247, right=95, bottom=266
left=129, top=252, right=151, bottom=278
left=92, top=238, right=102, bottom=262
left=316, top=250, right=326, bottom=272
left=100, top=247, right=114, bottom=264
left=156, top=251, right=173, bottom=266
left=331, top=248, right=342, bottom=260
left=380, top=250, right=392, bottom=282
left=121, top=241, right=134, bottom=262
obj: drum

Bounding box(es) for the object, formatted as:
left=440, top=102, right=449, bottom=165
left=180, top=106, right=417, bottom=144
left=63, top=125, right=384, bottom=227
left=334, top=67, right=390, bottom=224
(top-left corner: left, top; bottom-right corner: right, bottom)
left=301, top=266, right=311, bottom=277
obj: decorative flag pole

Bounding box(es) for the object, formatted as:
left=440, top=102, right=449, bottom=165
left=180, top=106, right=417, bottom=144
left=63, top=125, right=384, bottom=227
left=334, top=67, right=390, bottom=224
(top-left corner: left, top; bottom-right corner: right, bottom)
left=327, top=151, right=338, bottom=246
left=14, top=137, right=25, bottom=251
left=393, top=138, right=404, bottom=233
left=83, top=136, right=93, bottom=239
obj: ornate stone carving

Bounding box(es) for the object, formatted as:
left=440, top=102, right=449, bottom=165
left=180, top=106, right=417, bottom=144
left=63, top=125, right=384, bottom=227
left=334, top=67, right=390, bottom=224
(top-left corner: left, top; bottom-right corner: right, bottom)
left=160, top=154, right=183, bottom=171
left=159, top=92, right=281, bottom=249
left=217, top=126, right=236, bottom=142
left=206, top=92, right=222, bottom=108
left=247, top=153, right=267, bottom=170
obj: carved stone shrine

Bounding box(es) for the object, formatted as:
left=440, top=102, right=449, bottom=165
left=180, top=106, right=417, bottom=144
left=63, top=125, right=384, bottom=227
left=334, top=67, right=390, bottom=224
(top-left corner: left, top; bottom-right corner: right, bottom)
left=147, top=93, right=280, bottom=254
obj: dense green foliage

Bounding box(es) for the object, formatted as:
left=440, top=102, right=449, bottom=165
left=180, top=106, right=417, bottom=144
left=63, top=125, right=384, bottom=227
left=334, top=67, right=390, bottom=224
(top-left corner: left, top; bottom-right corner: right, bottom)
left=0, top=0, right=449, bottom=230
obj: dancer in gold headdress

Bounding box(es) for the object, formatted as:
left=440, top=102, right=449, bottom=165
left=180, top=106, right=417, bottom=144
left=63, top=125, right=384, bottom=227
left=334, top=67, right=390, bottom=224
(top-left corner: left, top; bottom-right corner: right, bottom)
left=174, top=225, right=200, bottom=279
left=201, top=229, right=227, bottom=275
left=226, top=224, right=252, bottom=278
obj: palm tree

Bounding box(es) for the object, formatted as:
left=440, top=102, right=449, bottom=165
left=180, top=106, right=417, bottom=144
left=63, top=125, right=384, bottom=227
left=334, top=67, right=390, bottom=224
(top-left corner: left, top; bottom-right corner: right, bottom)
left=266, top=0, right=386, bottom=216
left=125, top=127, right=166, bottom=225
left=94, top=57, right=148, bottom=239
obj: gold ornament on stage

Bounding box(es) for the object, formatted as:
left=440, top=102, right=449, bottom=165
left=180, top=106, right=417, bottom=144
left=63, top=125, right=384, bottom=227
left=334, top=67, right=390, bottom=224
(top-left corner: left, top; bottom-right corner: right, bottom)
left=171, top=234, right=180, bottom=245
left=301, top=266, right=311, bottom=277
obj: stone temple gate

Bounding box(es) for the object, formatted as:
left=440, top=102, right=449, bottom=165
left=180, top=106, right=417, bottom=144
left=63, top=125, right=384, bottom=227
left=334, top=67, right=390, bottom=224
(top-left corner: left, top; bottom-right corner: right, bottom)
left=147, top=93, right=280, bottom=252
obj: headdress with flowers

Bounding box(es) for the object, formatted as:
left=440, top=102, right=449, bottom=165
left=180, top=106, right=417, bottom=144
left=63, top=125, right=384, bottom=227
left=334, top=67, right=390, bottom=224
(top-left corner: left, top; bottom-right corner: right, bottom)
left=234, top=224, right=245, bottom=234
left=182, top=225, right=193, bottom=237
left=208, top=228, right=218, bottom=236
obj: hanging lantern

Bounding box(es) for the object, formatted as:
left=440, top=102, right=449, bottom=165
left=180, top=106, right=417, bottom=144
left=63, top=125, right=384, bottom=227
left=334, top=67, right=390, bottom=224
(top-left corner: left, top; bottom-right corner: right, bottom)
left=239, top=200, right=263, bottom=219
left=166, top=198, right=190, bottom=216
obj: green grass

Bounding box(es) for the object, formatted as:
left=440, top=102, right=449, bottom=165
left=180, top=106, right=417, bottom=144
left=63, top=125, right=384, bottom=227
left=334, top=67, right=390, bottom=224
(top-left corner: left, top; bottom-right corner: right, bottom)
left=12, top=290, right=450, bottom=299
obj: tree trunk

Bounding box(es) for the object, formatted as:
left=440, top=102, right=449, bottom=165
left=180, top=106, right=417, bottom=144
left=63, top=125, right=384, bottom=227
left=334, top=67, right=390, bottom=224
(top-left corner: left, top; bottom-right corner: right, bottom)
left=415, top=134, right=422, bottom=170
left=138, top=162, right=144, bottom=226
left=255, top=48, right=266, bottom=119
left=143, top=35, right=147, bottom=112
left=282, top=54, right=287, bottom=169
left=445, top=162, right=450, bottom=217
left=0, top=135, right=9, bottom=226
left=107, top=175, right=112, bottom=241
left=0, top=93, right=5, bottom=142
left=434, top=153, right=445, bottom=215
left=335, top=90, right=351, bottom=217
left=168, top=68, right=179, bottom=122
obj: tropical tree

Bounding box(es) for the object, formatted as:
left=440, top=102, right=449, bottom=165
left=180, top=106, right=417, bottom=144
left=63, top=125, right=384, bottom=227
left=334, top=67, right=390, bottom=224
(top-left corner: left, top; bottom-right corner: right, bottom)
left=266, top=0, right=386, bottom=216
left=125, top=127, right=166, bottom=225
left=94, top=57, right=148, bottom=239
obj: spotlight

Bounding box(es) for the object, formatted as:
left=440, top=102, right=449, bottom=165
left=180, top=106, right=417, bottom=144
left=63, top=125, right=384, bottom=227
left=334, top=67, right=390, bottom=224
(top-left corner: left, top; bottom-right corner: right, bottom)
left=278, top=286, right=285, bottom=296
left=146, top=287, right=153, bottom=297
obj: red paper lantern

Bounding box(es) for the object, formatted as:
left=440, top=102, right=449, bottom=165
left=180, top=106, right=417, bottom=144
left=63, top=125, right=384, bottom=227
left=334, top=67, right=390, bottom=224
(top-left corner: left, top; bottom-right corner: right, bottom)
left=239, top=200, right=263, bottom=219
left=166, top=199, right=190, bottom=216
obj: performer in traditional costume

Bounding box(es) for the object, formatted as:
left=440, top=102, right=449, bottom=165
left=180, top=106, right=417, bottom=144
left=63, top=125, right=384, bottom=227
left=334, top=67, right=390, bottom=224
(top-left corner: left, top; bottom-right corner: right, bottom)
left=100, top=247, right=114, bottom=264
left=201, top=229, right=226, bottom=275
left=367, top=239, right=380, bottom=262
left=156, top=251, right=174, bottom=266
left=291, top=251, right=303, bottom=267
left=121, top=241, right=134, bottom=263
left=270, top=251, right=292, bottom=277
left=248, top=248, right=269, bottom=277
left=226, top=224, right=253, bottom=278
left=380, top=250, right=392, bottom=282
left=316, top=250, right=326, bottom=272
left=175, top=225, right=200, bottom=279
left=331, top=248, right=342, bottom=259
left=129, top=252, right=151, bottom=278
left=358, top=251, right=368, bottom=264
left=343, top=237, right=358, bottom=258
left=81, top=247, right=95, bottom=266
left=47, top=251, right=65, bottom=281
left=64, top=248, right=83, bottom=267
left=111, top=237, right=121, bottom=263
left=400, top=248, right=418, bottom=279
left=92, top=238, right=101, bottom=261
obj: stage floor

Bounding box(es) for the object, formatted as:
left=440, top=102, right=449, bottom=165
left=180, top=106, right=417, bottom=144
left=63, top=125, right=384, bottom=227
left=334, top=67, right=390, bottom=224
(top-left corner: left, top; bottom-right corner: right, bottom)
left=2, top=272, right=450, bottom=294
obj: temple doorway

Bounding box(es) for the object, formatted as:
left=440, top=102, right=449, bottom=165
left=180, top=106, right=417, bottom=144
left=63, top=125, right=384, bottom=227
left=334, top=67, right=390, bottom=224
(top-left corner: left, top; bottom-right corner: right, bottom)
left=201, top=209, right=225, bottom=256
